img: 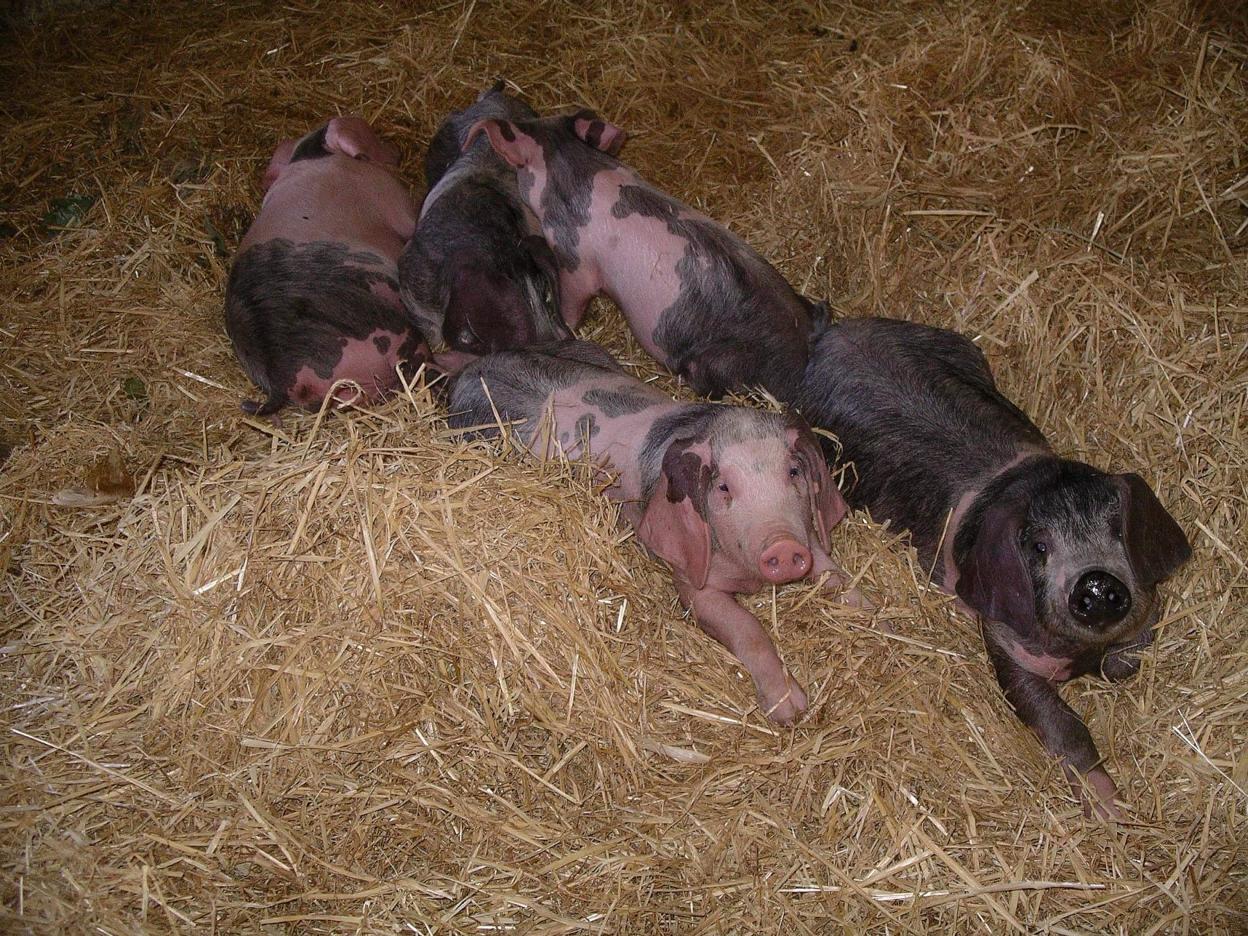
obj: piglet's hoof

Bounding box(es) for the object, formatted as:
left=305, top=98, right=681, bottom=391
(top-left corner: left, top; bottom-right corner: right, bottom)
left=758, top=675, right=808, bottom=725
left=839, top=584, right=874, bottom=610
left=1067, top=764, right=1124, bottom=821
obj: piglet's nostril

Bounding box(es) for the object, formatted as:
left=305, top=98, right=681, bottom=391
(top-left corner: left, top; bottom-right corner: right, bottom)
left=1069, top=570, right=1132, bottom=627
left=759, top=539, right=812, bottom=584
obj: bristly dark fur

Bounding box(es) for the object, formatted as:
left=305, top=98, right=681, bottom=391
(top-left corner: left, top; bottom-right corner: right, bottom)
left=401, top=84, right=564, bottom=353
left=289, top=124, right=330, bottom=162
left=581, top=386, right=654, bottom=417
left=446, top=340, right=623, bottom=437
left=798, top=317, right=1047, bottom=574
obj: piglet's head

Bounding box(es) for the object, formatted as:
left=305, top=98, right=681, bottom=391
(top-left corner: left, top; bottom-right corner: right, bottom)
left=956, top=464, right=1191, bottom=649
left=463, top=109, right=628, bottom=170
left=638, top=413, right=849, bottom=591
left=443, top=239, right=570, bottom=354
left=264, top=116, right=400, bottom=191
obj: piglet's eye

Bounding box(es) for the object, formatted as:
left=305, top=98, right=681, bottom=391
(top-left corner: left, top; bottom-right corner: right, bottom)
left=1033, top=541, right=1048, bottom=555
left=789, top=465, right=801, bottom=478
left=718, top=483, right=729, bottom=494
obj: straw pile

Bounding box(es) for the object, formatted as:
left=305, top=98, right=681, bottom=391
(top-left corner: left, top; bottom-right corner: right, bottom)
left=1, top=0, right=1244, bottom=931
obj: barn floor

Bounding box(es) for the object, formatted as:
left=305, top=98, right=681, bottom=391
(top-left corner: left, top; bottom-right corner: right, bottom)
left=1, top=0, right=1245, bottom=932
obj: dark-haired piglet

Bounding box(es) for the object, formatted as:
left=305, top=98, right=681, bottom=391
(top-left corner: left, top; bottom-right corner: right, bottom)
left=797, top=317, right=1191, bottom=817
left=465, top=112, right=824, bottom=401
left=399, top=83, right=571, bottom=355
left=225, top=117, right=426, bottom=417
left=446, top=340, right=854, bottom=722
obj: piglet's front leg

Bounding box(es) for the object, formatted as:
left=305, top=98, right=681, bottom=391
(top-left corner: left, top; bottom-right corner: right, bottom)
left=677, top=582, right=807, bottom=724
left=984, top=628, right=1123, bottom=820
left=1101, top=625, right=1154, bottom=683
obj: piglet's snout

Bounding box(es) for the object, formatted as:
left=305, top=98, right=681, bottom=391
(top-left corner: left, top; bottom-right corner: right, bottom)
left=759, top=536, right=812, bottom=584
left=1069, top=570, right=1132, bottom=627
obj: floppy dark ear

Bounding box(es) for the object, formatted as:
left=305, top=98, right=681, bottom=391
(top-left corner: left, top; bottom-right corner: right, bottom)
left=790, top=424, right=847, bottom=552
left=1116, top=473, right=1191, bottom=585
left=636, top=440, right=713, bottom=589
left=955, top=500, right=1036, bottom=634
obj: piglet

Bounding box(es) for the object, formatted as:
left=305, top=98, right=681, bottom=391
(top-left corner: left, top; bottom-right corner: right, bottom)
left=446, top=339, right=853, bottom=723
left=225, top=117, right=426, bottom=417
left=797, top=317, right=1191, bottom=817
left=464, top=111, right=825, bottom=401
left=399, top=82, right=571, bottom=355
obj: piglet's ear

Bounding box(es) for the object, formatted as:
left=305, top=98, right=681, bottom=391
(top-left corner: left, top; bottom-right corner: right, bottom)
left=955, top=500, right=1036, bottom=635
left=569, top=109, right=627, bottom=155
left=262, top=139, right=297, bottom=191
left=464, top=118, right=536, bottom=169
left=325, top=116, right=400, bottom=165
left=1116, top=473, right=1191, bottom=586
left=637, top=440, right=713, bottom=590
left=791, top=425, right=847, bottom=552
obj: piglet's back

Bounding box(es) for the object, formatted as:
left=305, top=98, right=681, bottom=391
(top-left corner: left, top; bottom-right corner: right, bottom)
left=798, top=317, right=1048, bottom=558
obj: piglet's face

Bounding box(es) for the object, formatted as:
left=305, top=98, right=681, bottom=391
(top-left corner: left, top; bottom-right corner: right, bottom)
left=443, top=239, right=570, bottom=353
left=706, top=434, right=820, bottom=586
left=639, top=415, right=846, bottom=590
left=958, top=469, right=1191, bottom=648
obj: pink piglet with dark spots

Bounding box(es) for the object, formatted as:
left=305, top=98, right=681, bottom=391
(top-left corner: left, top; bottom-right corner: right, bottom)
left=444, top=340, right=858, bottom=723
left=225, top=116, right=428, bottom=418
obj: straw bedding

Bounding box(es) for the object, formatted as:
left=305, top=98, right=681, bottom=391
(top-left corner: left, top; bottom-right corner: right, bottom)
left=1, top=0, right=1244, bottom=931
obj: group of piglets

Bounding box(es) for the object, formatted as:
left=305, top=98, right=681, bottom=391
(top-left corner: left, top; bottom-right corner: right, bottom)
left=224, top=82, right=1191, bottom=819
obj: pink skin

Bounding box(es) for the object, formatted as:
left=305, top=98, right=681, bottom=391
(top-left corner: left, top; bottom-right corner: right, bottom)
left=288, top=328, right=412, bottom=408
left=554, top=168, right=689, bottom=341
left=531, top=379, right=850, bottom=723
left=240, top=116, right=421, bottom=414
left=465, top=121, right=698, bottom=364
left=243, top=118, right=416, bottom=260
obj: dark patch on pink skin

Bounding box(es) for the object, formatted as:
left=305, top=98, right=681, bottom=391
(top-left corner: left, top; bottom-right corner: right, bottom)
left=226, top=240, right=427, bottom=416
left=468, top=113, right=818, bottom=400
left=227, top=117, right=421, bottom=417
left=285, top=328, right=411, bottom=409
left=663, top=444, right=713, bottom=509
left=400, top=86, right=567, bottom=356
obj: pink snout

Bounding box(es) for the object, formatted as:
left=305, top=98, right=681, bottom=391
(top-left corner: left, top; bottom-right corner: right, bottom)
left=759, top=537, right=812, bottom=584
